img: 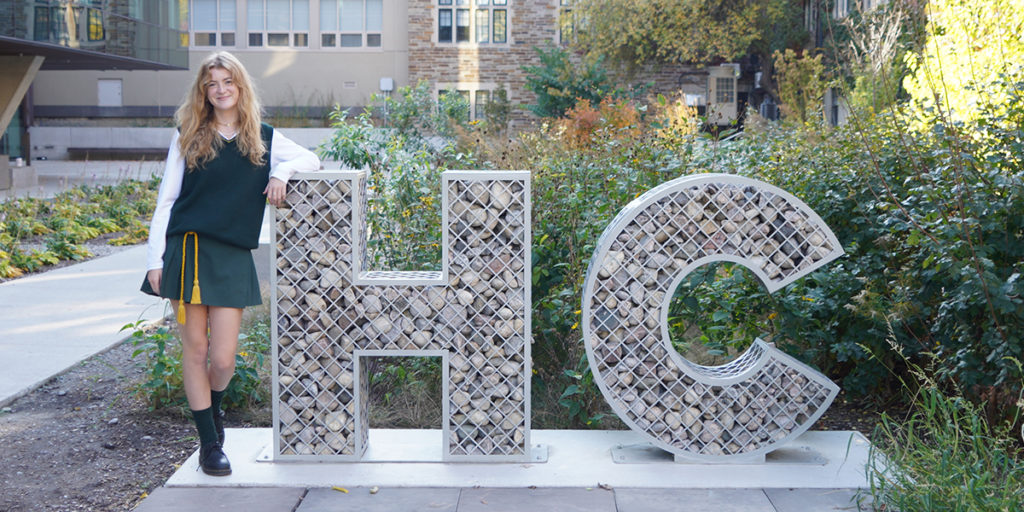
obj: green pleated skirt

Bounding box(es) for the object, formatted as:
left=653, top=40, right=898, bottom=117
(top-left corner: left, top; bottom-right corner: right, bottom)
left=141, top=232, right=261, bottom=309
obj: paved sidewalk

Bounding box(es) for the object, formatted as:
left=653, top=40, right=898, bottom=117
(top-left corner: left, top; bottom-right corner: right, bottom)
left=0, top=245, right=166, bottom=407
left=135, top=486, right=866, bottom=511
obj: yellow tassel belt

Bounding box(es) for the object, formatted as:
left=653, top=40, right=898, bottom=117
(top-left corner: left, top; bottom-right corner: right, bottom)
left=177, top=231, right=202, bottom=324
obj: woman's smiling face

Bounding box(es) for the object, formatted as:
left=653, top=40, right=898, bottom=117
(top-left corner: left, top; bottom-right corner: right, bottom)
left=205, top=67, right=238, bottom=114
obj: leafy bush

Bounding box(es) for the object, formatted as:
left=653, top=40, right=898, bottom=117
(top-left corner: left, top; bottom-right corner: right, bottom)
left=0, top=178, right=159, bottom=278
left=125, top=319, right=183, bottom=410
left=522, top=45, right=613, bottom=118
left=676, top=86, right=1024, bottom=413
left=124, top=313, right=274, bottom=412
left=554, top=97, right=642, bottom=149
left=320, top=81, right=467, bottom=271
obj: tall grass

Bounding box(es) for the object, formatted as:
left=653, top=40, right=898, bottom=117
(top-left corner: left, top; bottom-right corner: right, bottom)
left=865, top=355, right=1024, bottom=511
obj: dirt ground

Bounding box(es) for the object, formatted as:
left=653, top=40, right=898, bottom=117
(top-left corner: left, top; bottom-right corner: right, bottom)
left=0, top=321, right=891, bottom=512
left=0, top=334, right=194, bottom=512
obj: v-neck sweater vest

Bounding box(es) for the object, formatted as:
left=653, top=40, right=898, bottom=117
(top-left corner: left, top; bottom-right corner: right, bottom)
left=166, top=123, right=274, bottom=250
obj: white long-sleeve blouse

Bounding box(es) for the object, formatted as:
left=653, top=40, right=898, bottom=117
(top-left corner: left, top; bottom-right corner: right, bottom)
left=145, top=129, right=321, bottom=270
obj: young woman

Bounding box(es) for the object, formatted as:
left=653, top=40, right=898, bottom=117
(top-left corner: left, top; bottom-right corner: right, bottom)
left=142, top=51, right=320, bottom=476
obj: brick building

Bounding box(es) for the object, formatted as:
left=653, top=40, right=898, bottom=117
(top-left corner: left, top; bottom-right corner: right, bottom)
left=7, top=0, right=744, bottom=160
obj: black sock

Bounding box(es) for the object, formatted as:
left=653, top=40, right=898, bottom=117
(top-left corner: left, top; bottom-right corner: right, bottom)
left=211, top=388, right=226, bottom=415
left=191, top=407, right=218, bottom=446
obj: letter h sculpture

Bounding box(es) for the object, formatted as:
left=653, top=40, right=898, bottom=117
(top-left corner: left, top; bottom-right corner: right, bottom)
left=272, top=170, right=532, bottom=462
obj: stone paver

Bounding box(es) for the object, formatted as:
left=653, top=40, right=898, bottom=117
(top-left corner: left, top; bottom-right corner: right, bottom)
left=457, top=488, right=616, bottom=512
left=615, top=488, right=776, bottom=512
left=764, top=488, right=865, bottom=511
left=132, top=487, right=305, bottom=512
left=296, top=487, right=461, bottom=512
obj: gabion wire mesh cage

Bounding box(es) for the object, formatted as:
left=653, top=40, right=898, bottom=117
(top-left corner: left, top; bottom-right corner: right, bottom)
left=581, top=173, right=844, bottom=462
left=271, top=170, right=532, bottom=462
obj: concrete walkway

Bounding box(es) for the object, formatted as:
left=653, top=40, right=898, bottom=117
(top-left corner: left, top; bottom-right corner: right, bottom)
left=0, top=245, right=165, bottom=407
left=135, top=486, right=866, bottom=512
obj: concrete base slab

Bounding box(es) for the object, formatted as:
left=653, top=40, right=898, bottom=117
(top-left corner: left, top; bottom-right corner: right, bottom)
left=166, top=429, right=870, bottom=489
left=256, top=429, right=549, bottom=463
left=611, top=443, right=826, bottom=465
left=763, top=488, right=867, bottom=512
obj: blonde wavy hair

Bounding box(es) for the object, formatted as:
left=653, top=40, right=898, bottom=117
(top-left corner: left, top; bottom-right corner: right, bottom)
left=175, top=52, right=266, bottom=170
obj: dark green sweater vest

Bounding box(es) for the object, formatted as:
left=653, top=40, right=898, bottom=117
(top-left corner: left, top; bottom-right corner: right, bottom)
left=167, top=123, right=273, bottom=249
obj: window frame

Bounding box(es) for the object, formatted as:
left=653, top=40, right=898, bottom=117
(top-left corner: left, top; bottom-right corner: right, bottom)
left=190, top=0, right=236, bottom=48
left=246, top=0, right=310, bottom=49
left=714, top=77, right=735, bottom=104
left=436, top=0, right=509, bottom=45
left=319, top=0, right=384, bottom=50
left=436, top=83, right=504, bottom=122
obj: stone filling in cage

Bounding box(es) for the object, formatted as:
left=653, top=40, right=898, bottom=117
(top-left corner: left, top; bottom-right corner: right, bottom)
left=272, top=171, right=531, bottom=461
left=582, top=174, right=844, bottom=461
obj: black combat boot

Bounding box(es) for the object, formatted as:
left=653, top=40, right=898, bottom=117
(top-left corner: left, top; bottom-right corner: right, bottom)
left=199, top=442, right=232, bottom=476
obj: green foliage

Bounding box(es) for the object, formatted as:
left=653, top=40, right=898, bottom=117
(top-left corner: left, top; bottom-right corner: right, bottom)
left=0, top=178, right=159, bottom=278
left=124, top=319, right=184, bottom=410
left=224, top=316, right=272, bottom=410
left=321, top=81, right=470, bottom=271
left=125, top=313, right=274, bottom=412
left=866, top=358, right=1024, bottom=511
left=571, top=0, right=805, bottom=69
left=903, top=0, right=1024, bottom=127
left=667, top=263, right=774, bottom=365
left=773, top=49, right=828, bottom=125
left=521, top=45, right=612, bottom=118
left=686, top=82, right=1024, bottom=407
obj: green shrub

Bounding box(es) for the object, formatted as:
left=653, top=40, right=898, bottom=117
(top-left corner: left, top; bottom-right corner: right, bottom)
left=0, top=178, right=160, bottom=276
left=224, top=316, right=272, bottom=410
left=124, top=314, right=274, bottom=412
left=522, top=45, right=613, bottom=118
left=124, top=319, right=184, bottom=410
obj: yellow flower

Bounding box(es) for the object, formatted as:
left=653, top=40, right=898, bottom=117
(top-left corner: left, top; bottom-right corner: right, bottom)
left=768, top=312, right=778, bottom=320
left=239, top=351, right=249, bottom=357
left=571, top=321, right=579, bottom=330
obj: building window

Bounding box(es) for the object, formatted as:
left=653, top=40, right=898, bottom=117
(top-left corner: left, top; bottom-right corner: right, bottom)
left=191, top=0, right=235, bottom=46
left=715, top=77, right=735, bottom=104
left=437, top=0, right=507, bottom=44
left=248, top=0, right=309, bottom=48
left=320, top=0, right=382, bottom=48
left=558, top=3, right=573, bottom=46
left=438, top=85, right=503, bottom=121
left=474, top=90, right=490, bottom=120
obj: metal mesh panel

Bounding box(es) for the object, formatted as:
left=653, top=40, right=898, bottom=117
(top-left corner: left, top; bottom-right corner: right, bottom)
left=272, top=171, right=531, bottom=461
left=582, top=174, right=843, bottom=462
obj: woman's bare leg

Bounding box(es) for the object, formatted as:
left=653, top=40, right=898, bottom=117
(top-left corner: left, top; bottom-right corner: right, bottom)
left=207, top=306, right=243, bottom=391
left=180, top=303, right=211, bottom=410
